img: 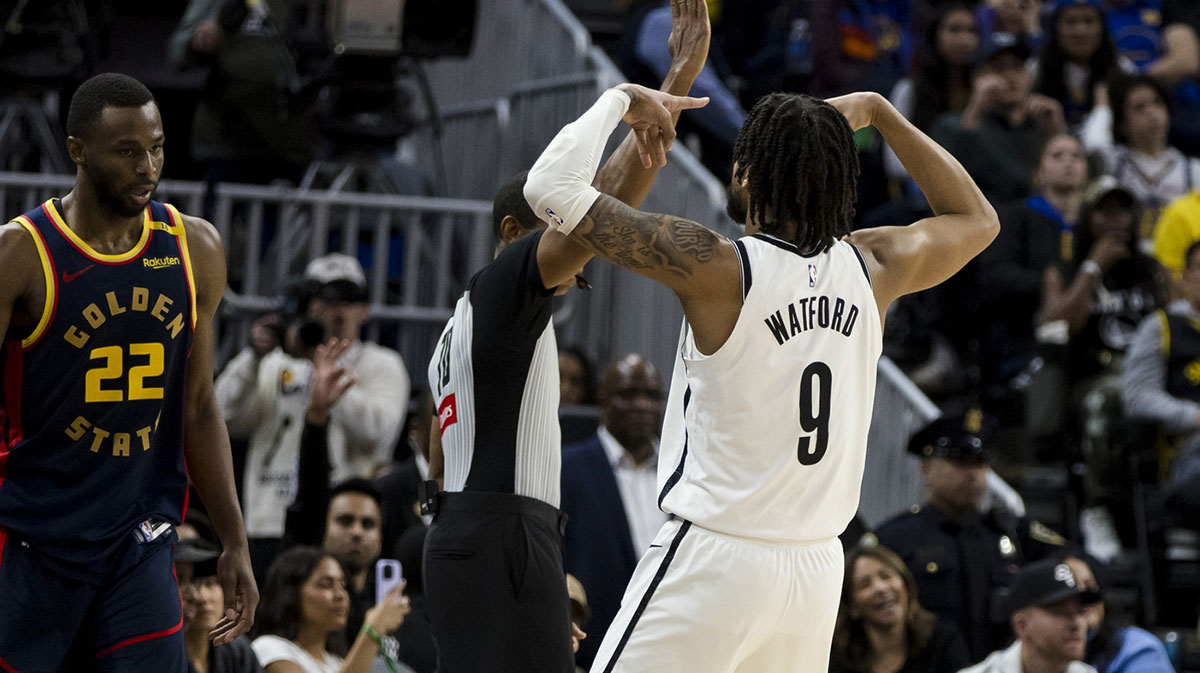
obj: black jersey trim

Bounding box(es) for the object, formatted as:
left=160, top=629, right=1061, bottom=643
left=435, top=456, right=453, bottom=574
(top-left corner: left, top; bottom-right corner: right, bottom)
left=657, top=386, right=691, bottom=508
left=848, top=242, right=872, bottom=287
left=601, top=520, right=692, bottom=673
left=751, top=233, right=820, bottom=258
left=734, top=239, right=752, bottom=300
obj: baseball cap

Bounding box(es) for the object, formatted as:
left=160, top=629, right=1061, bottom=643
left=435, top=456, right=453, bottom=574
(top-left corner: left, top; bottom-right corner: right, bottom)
left=906, top=408, right=996, bottom=464
left=1082, top=175, right=1137, bottom=212
left=977, top=32, right=1031, bottom=67
left=175, top=538, right=220, bottom=578
left=1008, top=559, right=1101, bottom=614
left=304, top=253, right=368, bottom=303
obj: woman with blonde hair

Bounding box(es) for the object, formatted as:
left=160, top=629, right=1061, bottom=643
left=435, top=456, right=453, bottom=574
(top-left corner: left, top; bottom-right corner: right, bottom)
left=830, top=545, right=970, bottom=673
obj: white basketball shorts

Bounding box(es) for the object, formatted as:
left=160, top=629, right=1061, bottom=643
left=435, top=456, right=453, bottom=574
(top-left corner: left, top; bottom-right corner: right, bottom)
left=590, top=517, right=845, bottom=673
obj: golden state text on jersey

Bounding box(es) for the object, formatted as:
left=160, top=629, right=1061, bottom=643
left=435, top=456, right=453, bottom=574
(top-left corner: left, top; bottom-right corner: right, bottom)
left=0, top=199, right=196, bottom=569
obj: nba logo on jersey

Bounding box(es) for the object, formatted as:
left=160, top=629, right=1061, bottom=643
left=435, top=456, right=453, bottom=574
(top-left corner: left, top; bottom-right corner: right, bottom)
left=808, top=264, right=817, bottom=288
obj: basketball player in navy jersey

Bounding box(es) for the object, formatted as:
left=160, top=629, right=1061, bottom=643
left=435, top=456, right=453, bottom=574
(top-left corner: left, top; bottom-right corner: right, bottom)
left=524, top=79, right=998, bottom=670
left=0, top=73, right=256, bottom=671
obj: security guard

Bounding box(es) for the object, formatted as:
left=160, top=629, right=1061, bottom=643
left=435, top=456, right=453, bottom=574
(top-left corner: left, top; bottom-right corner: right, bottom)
left=868, top=410, right=1068, bottom=663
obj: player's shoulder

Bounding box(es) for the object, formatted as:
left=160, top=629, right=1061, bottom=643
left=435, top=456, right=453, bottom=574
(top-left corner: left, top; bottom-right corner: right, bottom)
left=172, top=209, right=221, bottom=249
left=0, top=219, right=42, bottom=281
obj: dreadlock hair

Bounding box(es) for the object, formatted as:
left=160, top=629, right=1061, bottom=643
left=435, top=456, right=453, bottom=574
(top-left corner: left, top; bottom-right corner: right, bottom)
left=66, top=73, right=156, bottom=138
left=492, top=170, right=541, bottom=245
left=732, top=93, right=859, bottom=255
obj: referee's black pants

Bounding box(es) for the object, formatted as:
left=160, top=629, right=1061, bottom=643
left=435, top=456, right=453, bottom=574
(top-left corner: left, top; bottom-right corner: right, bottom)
left=423, top=491, right=574, bottom=673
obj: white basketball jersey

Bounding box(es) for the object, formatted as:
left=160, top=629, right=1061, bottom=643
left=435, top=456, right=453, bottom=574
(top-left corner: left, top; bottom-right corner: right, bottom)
left=657, top=234, right=881, bottom=542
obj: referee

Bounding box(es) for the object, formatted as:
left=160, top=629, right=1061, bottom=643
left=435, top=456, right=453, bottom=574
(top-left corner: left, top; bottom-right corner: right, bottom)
left=420, top=4, right=711, bottom=670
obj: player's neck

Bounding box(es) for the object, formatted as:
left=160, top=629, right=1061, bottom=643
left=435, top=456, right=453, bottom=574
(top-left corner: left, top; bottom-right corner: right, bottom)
left=58, top=188, right=144, bottom=251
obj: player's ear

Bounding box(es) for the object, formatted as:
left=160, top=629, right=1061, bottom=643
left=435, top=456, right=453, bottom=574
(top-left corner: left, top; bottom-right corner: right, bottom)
left=499, top=215, right=529, bottom=245
left=67, top=136, right=86, bottom=166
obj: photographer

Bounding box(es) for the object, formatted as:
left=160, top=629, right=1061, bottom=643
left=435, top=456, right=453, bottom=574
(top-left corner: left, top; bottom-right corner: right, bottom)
left=216, top=253, right=410, bottom=583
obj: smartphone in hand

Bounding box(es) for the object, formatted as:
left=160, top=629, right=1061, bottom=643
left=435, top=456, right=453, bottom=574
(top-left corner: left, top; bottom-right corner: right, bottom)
left=375, top=558, right=403, bottom=605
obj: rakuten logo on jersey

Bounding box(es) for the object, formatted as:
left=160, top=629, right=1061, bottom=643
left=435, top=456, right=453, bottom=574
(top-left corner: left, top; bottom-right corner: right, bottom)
left=438, top=394, right=458, bottom=432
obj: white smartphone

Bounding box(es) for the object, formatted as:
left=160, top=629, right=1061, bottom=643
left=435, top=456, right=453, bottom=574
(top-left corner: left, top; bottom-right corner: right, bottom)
left=375, top=558, right=404, bottom=605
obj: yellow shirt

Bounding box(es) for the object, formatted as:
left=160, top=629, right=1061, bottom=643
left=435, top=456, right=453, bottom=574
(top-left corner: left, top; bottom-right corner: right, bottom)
left=1153, top=191, right=1200, bottom=277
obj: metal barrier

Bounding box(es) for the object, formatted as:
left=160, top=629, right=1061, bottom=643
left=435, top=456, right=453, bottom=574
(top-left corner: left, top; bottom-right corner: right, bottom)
left=860, top=357, right=942, bottom=527
left=0, top=171, right=493, bottom=372
left=423, top=0, right=591, bottom=107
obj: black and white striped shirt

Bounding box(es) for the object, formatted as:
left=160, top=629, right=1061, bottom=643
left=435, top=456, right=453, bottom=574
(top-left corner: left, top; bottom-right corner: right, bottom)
left=427, top=230, right=562, bottom=507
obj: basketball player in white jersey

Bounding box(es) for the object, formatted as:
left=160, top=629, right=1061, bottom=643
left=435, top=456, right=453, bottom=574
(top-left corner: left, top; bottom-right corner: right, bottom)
left=523, top=81, right=999, bottom=671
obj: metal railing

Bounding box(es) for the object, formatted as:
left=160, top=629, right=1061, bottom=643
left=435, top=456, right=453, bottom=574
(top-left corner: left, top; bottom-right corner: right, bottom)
left=0, top=172, right=492, bottom=371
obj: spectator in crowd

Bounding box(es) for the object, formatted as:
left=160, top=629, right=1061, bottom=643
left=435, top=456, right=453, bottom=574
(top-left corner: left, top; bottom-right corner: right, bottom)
left=1033, top=0, right=1131, bottom=128
left=1152, top=190, right=1200, bottom=280
left=931, top=32, right=1068, bottom=203
left=1102, top=0, right=1200, bottom=154
left=1059, top=554, right=1175, bottom=673
left=978, top=133, right=1089, bottom=388
left=1037, top=177, right=1162, bottom=561
left=1081, top=75, right=1200, bottom=244
left=558, top=346, right=597, bottom=407
left=1104, top=0, right=1200, bottom=87
left=216, top=253, right=410, bottom=580
left=976, top=0, right=1044, bottom=53
left=809, top=0, right=916, bottom=97
left=166, top=0, right=318, bottom=215
left=959, top=558, right=1099, bottom=673
left=559, top=346, right=600, bottom=445
left=873, top=412, right=1069, bottom=662
left=885, top=2, right=981, bottom=183
left=1124, top=240, right=1200, bottom=527
left=560, top=353, right=670, bottom=669
left=566, top=573, right=590, bottom=664
left=251, top=547, right=412, bottom=673
left=175, top=537, right=265, bottom=673
left=829, top=544, right=971, bottom=673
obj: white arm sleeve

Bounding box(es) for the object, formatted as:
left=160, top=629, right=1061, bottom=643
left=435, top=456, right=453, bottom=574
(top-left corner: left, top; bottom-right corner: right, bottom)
left=524, top=88, right=632, bottom=236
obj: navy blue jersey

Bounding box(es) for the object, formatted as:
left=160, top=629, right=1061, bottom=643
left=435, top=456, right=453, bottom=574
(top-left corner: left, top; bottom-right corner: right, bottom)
left=0, top=199, right=196, bottom=578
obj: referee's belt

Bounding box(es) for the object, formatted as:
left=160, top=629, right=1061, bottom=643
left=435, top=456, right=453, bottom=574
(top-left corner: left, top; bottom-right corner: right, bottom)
left=420, top=482, right=568, bottom=536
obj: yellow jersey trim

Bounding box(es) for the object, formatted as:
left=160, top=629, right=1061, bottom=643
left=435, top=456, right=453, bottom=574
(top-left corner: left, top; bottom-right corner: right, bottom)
left=165, top=204, right=198, bottom=329
left=45, top=199, right=151, bottom=263
left=16, top=216, right=56, bottom=349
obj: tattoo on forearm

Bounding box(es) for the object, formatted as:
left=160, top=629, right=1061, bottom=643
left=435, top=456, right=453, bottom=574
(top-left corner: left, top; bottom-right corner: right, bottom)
left=577, top=198, right=719, bottom=280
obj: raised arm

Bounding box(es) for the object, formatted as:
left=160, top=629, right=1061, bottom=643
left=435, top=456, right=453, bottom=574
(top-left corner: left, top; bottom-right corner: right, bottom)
left=525, top=84, right=745, bottom=353
left=535, top=0, right=713, bottom=289
left=179, top=214, right=258, bottom=645
left=838, top=92, right=1000, bottom=313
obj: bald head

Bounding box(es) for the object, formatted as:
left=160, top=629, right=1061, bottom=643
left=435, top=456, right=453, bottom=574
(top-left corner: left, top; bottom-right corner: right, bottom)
left=600, top=354, right=663, bottom=462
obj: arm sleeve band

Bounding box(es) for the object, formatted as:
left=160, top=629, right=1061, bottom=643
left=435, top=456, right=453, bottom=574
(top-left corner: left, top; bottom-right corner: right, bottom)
left=523, top=88, right=632, bottom=236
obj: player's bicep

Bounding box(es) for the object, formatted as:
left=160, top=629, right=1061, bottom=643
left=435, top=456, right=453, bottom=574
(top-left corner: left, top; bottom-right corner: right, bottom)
left=852, top=214, right=995, bottom=304
left=570, top=194, right=739, bottom=295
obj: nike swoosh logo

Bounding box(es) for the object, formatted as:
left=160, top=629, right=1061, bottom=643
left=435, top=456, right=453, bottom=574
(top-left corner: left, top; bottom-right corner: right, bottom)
left=62, top=264, right=95, bottom=282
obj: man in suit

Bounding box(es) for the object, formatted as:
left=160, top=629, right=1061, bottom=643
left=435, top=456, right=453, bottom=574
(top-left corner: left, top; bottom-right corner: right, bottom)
left=560, top=353, right=669, bottom=669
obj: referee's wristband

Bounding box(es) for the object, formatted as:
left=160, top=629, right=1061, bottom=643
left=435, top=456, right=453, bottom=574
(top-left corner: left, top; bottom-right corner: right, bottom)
left=361, top=624, right=384, bottom=646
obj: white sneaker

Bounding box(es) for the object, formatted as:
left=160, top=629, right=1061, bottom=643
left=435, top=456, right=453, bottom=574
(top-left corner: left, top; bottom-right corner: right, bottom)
left=1081, top=506, right=1122, bottom=563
